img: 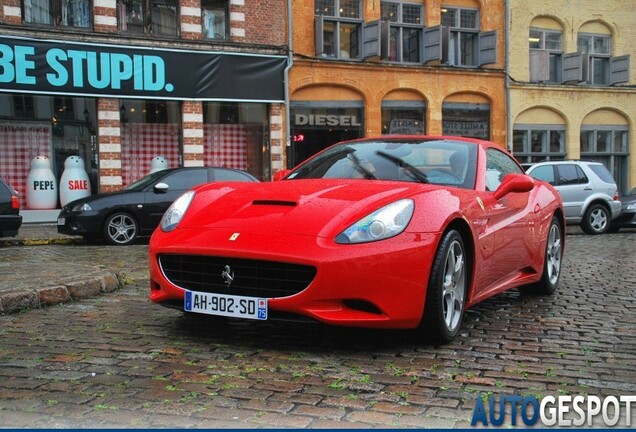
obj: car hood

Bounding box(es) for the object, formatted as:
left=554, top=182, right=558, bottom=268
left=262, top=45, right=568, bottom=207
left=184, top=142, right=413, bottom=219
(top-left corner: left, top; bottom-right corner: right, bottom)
left=179, top=179, right=436, bottom=238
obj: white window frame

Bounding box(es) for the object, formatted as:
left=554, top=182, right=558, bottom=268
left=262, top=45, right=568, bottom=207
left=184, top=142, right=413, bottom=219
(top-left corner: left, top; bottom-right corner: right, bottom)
left=529, top=28, right=562, bottom=83
left=441, top=6, right=479, bottom=66
left=315, top=0, right=363, bottom=60
left=578, top=33, right=611, bottom=85
left=381, top=1, right=424, bottom=63
left=512, top=125, right=567, bottom=164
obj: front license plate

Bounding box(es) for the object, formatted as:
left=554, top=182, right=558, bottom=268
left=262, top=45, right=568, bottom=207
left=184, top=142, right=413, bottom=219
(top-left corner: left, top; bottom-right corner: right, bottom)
left=184, top=291, right=267, bottom=320
left=57, top=217, right=65, bottom=226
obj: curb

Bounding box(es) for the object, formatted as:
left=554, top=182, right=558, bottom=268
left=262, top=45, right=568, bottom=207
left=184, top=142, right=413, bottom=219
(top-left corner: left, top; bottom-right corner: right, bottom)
left=0, top=237, right=85, bottom=247
left=0, top=270, right=122, bottom=315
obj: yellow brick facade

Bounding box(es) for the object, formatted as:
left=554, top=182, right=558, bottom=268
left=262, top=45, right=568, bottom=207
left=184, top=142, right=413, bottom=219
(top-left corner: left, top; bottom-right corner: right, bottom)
left=508, top=0, right=636, bottom=190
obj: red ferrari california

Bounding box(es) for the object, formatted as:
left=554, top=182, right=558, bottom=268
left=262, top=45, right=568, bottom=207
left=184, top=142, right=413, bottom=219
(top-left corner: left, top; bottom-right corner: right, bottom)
left=148, top=136, right=564, bottom=344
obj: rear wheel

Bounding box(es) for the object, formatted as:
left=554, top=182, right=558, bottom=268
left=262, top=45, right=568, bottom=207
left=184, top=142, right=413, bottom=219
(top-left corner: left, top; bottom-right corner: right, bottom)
left=522, top=216, right=563, bottom=295
left=581, top=203, right=610, bottom=234
left=419, top=230, right=467, bottom=345
left=103, top=212, right=138, bottom=245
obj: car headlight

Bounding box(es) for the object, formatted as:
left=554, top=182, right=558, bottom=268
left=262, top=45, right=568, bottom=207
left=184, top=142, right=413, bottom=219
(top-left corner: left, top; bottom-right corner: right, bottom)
left=161, top=190, right=195, bottom=232
left=627, top=202, right=636, bottom=211
left=336, top=199, right=414, bottom=244
left=72, top=203, right=92, bottom=212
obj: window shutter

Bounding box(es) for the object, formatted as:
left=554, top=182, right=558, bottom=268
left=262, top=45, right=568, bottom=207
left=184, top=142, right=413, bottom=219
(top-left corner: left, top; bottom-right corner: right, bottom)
left=362, top=19, right=381, bottom=59
left=610, top=55, right=630, bottom=84
left=380, top=19, right=390, bottom=60
left=529, top=50, right=550, bottom=82
left=562, top=52, right=583, bottom=83
left=478, top=30, right=497, bottom=65
left=423, top=25, right=442, bottom=63
left=315, top=15, right=325, bottom=57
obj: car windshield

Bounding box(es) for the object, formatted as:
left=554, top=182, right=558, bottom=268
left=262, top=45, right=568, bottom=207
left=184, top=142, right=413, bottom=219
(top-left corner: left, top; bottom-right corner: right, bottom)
left=123, top=170, right=170, bottom=191
left=287, top=138, right=478, bottom=189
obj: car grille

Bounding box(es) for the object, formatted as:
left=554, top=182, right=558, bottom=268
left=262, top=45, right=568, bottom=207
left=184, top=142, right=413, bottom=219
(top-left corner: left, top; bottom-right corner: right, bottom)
left=158, top=254, right=317, bottom=298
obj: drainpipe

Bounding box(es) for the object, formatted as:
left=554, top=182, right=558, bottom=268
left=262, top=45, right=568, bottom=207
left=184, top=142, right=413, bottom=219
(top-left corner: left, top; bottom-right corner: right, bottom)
left=505, top=0, right=512, bottom=153
left=283, top=0, right=294, bottom=170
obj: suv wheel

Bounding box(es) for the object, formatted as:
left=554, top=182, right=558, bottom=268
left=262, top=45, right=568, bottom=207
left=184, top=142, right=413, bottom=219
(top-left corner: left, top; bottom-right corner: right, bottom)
left=581, top=203, right=610, bottom=235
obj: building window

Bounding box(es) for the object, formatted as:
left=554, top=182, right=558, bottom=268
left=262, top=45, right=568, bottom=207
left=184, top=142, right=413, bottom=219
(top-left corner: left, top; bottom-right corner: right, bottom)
left=381, top=1, right=423, bottom=63
left=119, top=100, right=182, bottom=185
left=441, top=6, right=479, bottom=66
left=203, top=102, right=270, bottom=181
left=529, top=28, right=562, bottom=83
left=512, top=126, right=566, bottom=164
left=315, top=0, right=362, bottom=59
left=23, top=0, right=91, bottom=28
left=442, top=103, right=490, bottom=140
left=578, top=33, right=611, bottom=85
left=382, top=101, right=425, bottom=134
left=202, top=0, right=228, bottom=40
left=581, top=127, right=629, bottom=192
left=118, top=0, right=179, bottom=36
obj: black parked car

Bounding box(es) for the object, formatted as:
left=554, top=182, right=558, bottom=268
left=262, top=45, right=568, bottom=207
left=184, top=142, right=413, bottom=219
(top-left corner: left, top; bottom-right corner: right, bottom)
left=610, top=187, right=636, bottom=232
left=57, top=167, right=258, bottom=245
left=0, top=177, right=23, bottom=238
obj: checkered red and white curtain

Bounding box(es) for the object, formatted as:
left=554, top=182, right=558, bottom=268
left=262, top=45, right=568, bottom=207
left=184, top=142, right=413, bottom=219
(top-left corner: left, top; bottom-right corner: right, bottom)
left=0, top=122, right=52, bottom=199
left=120, top=123, right=181, bottom=185
left=203, top=124, right=248, bottom=170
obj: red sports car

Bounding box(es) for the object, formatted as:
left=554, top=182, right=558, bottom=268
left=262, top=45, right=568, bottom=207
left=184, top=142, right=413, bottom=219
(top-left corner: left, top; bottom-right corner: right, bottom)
left=148, top=136, right=564, bottom=344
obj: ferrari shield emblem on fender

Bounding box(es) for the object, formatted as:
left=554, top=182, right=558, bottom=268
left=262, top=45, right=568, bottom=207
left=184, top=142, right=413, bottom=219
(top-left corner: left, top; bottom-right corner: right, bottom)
left=221, top=265, right=234, bottom=286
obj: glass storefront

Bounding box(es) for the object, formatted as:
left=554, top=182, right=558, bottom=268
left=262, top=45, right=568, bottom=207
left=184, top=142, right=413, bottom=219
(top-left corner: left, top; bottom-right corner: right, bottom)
left=442, top=102, right=490, bottom=140
left=0, top=94, right=97, bottom=209
left=203, top=102, right=270, bottom=181
left=290, top=102, right=364, bottom=167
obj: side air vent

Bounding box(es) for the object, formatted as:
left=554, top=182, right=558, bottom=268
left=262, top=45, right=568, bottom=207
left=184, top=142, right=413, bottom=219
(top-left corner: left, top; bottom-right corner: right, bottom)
left=252, top=200, right=297, bottom=207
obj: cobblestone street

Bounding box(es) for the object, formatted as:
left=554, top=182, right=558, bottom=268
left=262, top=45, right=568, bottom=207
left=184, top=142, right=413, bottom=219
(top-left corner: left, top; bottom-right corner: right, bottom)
left=0, top=232, right=635, bottom=428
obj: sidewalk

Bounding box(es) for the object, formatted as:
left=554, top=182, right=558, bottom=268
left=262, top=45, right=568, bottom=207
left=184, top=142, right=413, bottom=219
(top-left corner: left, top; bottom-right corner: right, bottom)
left=0, top=224, right=148, bottom=315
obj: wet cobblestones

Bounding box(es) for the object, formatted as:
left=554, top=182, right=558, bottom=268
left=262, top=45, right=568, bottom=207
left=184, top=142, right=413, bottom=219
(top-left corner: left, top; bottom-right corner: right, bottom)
left=0, top=231, right=635, bottom=428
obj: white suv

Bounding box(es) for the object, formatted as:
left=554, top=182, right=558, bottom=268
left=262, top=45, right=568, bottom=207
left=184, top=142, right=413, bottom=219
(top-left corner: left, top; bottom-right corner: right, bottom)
left=525, top=160, right=621, bottom=234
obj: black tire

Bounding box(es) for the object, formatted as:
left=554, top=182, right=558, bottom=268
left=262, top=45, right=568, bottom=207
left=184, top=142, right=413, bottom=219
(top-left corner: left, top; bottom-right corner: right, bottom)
left=521, top=216, right=563, bottom=295
left=103, top=212, right=138, bottom=245
left=419, top=230, right=468, bottom=345
left=581, top=203, right=610, bottom=234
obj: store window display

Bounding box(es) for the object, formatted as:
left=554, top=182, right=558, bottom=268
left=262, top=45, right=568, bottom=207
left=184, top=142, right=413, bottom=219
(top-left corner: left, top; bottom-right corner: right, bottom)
left=0, top=94, right=97, bottom=209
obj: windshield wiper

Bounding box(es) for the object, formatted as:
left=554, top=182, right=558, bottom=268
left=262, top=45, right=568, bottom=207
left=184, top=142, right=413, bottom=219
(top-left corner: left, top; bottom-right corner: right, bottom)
left=375, top=151, right=428, bottom=183
left=348, top=152, right=377, bottom=180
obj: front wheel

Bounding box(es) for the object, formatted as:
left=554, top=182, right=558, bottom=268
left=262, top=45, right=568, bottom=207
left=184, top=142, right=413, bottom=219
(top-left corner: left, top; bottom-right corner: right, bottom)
left=522, top=216, right=563, bottom=295
left=419, top=230, right=467, bottom=345
left=103, top=212, right=139, bottom=245
left=581, top=203, right=610, bottom=234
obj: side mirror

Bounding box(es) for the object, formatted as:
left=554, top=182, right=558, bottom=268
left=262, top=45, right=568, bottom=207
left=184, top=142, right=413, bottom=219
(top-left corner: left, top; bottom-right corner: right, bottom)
left=493, top=174, right=534, bottom=200
left=273, top=169, right=291, bottom=181
left=154, top=182, right=169, bottom=193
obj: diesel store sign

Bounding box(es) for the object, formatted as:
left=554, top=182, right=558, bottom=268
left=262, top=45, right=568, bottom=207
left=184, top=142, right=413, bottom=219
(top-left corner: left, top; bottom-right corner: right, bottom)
left=294, top=114, right=362, bottom=127
left=0, top=35, right=286, bottom=101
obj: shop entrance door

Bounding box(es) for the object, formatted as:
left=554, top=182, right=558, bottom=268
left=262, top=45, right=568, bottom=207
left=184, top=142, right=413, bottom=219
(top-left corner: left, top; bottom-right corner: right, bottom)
left=290, top=128, right=361, bottom=168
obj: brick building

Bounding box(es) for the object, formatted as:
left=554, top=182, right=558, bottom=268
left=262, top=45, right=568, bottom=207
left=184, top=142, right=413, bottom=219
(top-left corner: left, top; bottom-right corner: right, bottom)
left=0, top=0, right=288, bottom=221
left=288, top=0, right=507, bottom=167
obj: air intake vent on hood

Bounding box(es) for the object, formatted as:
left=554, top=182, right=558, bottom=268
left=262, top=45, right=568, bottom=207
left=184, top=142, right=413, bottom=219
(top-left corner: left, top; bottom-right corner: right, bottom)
left=252, top=200, right=297, bottom=207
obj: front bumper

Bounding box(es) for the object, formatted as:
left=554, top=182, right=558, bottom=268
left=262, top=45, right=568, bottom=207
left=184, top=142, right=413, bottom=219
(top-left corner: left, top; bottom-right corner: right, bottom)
left=57, top=211, right=103, bottom=237
left=611, top=210, right=636, bottom=228
left=148, top=226, right=440, bottom=329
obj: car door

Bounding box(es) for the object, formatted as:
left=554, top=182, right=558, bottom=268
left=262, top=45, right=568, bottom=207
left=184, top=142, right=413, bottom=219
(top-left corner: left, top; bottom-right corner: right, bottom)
left=142, top=169, right=210, bottom=232
left=475, top=149, right=535, bottom=294
left=553, top=164, right=589, bottom=220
